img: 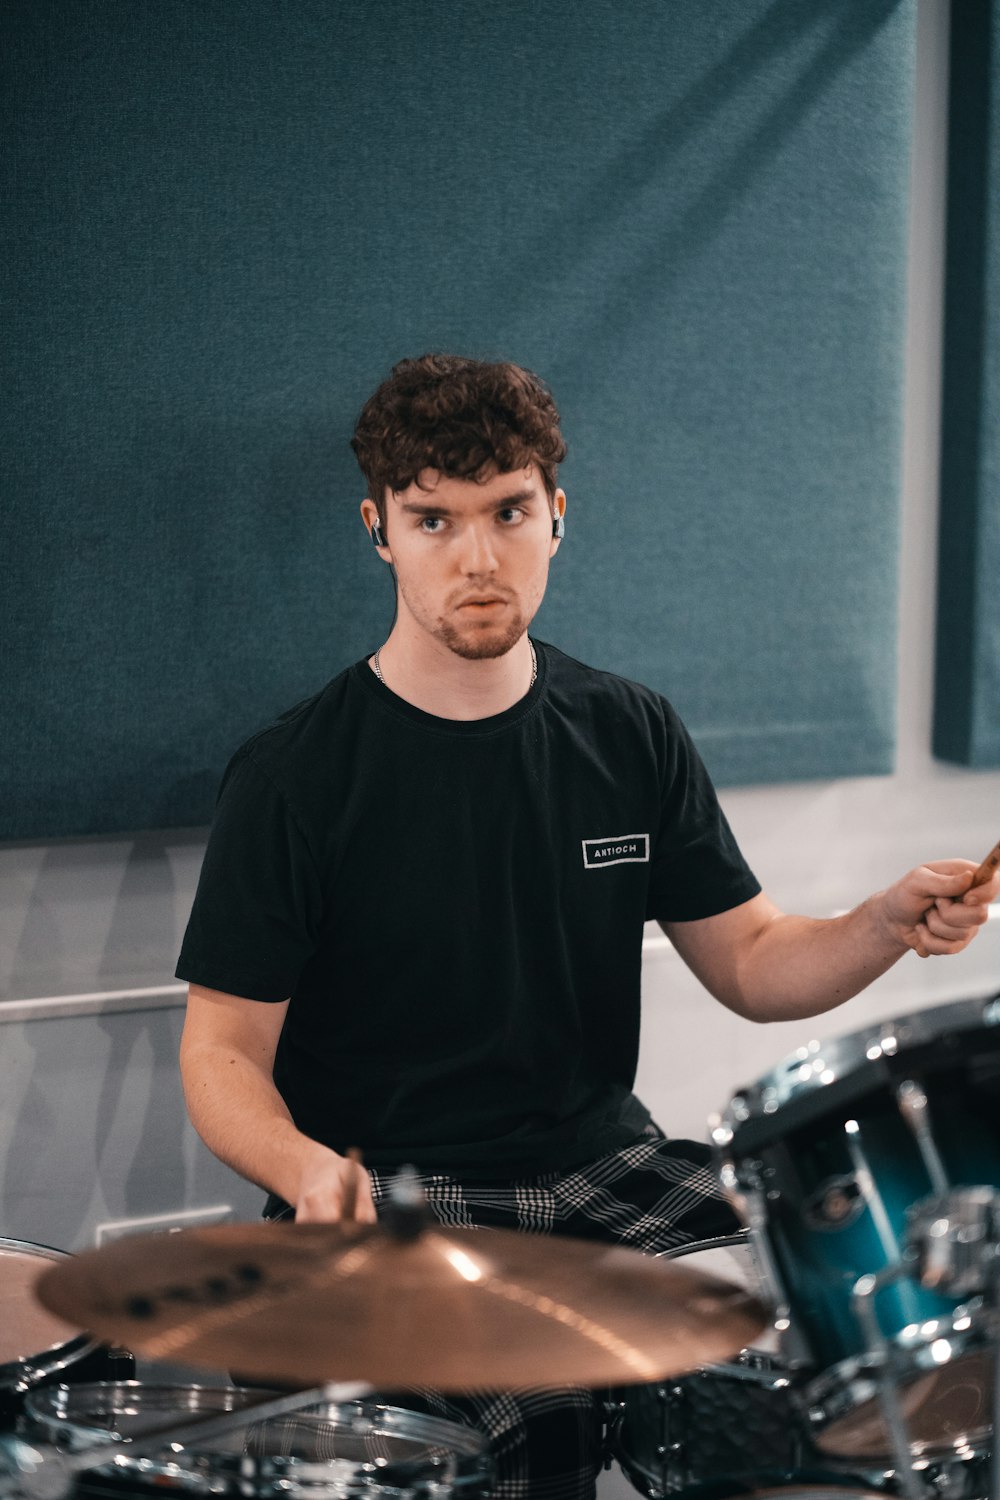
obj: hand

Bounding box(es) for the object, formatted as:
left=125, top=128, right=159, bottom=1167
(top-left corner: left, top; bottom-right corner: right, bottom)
left=294, top=1141, right=377, bottom=1224
left=878, top=858, right=1000, bottom=958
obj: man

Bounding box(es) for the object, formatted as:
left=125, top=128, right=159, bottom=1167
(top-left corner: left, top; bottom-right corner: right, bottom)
left=177, top=354, right=996, bottom=1499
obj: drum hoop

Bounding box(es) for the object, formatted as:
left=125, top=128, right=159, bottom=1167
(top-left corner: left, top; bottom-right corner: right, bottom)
left=721, top=994, right=1000, bottom=1131
left=0, top=1238, right=98, bottom=1391
left=657, top=1230, right=749, bottom=1261
left=25, top=1386, right=489, bottom=1488
left=255, top=1400, right=489, bottom=1465
left=23, top=1379, right=275, bottom=1443
left=806, top=1306, right=997, bottom=1461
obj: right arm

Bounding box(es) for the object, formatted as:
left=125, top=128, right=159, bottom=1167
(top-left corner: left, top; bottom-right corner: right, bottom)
left=179, top=983, right=376, bottom=1223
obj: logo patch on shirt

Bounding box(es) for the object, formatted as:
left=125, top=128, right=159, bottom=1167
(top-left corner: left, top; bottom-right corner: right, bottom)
left=582, top=834, right=650, bottom=869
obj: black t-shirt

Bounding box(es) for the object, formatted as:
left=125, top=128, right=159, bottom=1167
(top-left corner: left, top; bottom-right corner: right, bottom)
left=176, top=640, right=759, bottom=1177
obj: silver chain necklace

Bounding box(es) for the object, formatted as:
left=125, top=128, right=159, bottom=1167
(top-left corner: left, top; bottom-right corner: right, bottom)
left=373, top=640, right=537, bottom=688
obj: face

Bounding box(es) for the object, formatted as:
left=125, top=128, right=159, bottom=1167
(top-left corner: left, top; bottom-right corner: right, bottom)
left=361, top=465, right=565, bottom=661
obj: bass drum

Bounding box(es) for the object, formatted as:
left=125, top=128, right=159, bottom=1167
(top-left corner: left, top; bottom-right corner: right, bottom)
left=609, top=1236, right=884, bottom=1499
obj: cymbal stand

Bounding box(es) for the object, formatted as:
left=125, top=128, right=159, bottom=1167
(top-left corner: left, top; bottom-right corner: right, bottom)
left=0, top=1380, right=372, bottom=1500
left=905, top=1186, right=1000, bottom=1500
left=851, top=1266, right=927, bottom=1500
left=992, top=1275, right=998, bottom=1500
left=893, top=1084, right=998, bottom=1496
left=925, top=1218, right=999, bottom=1500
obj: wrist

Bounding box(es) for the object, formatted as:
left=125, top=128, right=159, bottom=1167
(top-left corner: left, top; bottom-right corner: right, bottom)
left=272, top=1127, right=331, bottom=1209
left=864, top=889, right=910, bottom=956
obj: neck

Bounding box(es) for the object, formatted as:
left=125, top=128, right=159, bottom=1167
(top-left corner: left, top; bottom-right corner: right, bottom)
left=371, top=627, right=536, bottom=720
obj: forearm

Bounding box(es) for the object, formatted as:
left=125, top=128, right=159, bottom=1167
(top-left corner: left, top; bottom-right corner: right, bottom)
left=730, top=897, right=906, bottom=1023
left=180, top=1037, right=319, bottom=1206
left=179, top=984, right=376, bottom=1223
left=668, top=863, right=994, bottom=1025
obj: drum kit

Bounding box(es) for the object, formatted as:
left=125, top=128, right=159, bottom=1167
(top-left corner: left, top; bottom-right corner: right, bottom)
left=0, top=994, right=997, bottom=1500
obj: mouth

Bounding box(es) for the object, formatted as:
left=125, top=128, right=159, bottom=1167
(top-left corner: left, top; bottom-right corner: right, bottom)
left=457, top=598, right=507, bottom=610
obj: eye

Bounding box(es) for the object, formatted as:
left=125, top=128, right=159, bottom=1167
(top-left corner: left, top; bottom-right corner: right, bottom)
left=419, top=516, right=445, bottom=533
left=498, top=508, right=525, bottom=525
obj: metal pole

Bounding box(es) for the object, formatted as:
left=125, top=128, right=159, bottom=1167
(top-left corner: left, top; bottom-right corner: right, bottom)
left=990, top=1210, right=999, bottom=1500
left=851, top=1269, right=926, bottom=1500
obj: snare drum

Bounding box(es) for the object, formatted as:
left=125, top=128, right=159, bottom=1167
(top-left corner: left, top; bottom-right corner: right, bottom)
left=715, top=996, right=1000, bottom=1465
left=0, top=1239, right=132, bottom=1424
left=25, top=1381, right=493, bottom=1498
left=610, top=1237, right=881, bottom=1498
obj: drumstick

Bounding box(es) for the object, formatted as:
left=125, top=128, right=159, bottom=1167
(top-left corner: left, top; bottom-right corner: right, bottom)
left=970, top=836, right=1000, bottom=889
left=341, top=1145, right=364, bottom=1223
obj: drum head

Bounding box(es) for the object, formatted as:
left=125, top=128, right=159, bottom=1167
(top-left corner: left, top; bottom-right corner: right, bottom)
left=814, top=1347, right=993, bottom=1462
left=0, top=1239, right=94, bottom=1388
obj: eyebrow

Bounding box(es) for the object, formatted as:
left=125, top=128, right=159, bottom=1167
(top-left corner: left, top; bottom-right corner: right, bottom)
left=397, top=487, right=540, bottom=517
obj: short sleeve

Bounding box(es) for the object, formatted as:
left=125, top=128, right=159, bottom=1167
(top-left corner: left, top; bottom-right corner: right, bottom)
left=176, top=750, right=323, bottom=1001
left=645, top=702, right=761, bottom=922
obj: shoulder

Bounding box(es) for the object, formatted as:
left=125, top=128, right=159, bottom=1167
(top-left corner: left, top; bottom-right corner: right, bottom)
left=537, top=641, right=713, bottom=798
left=538, top=640, right=687, bottom=738
left=218, top=662, right=361, bottom=799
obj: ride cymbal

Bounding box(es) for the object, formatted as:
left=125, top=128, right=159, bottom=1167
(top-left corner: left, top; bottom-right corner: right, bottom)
left=36, top=1219, right=768, bottom=1391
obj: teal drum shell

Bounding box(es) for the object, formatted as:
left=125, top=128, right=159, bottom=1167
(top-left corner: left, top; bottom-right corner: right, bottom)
left=718, top=996, right=1000, bottom=1463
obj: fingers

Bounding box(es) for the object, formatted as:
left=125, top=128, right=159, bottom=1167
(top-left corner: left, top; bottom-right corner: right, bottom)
left=917, top=858, right=997, bottom=957
left=929, top=893, right=988, bottom=936
left=911, top=891, right=989, bottom=958
left=339, top=1166, right=378, bottom=1224
left=913, top=863, right=976, bottom=900
left=919, top=857, right=1000, bottom=904
left=296, top=1175, right=378, bottom=1224
left=890, top=857, right=998, bottom=960
left=963, top=865, right=1000, bottom=905
left=294, top=1147, right=378, bottom=1225
left=913, top=919, right=976, bottom=958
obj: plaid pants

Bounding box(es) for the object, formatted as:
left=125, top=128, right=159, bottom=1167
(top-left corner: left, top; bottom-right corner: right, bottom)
left=361, top=1127, right=740, bottom=1500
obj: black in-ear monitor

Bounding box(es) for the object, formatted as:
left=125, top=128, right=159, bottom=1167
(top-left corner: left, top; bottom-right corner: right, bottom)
left=553, top=515, right=565, bottom=539
left=371, top=518, right=387, bottom=547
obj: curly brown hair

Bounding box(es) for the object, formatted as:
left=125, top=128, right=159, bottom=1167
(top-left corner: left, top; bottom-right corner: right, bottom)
left=351, top=354, right=567, bottom=528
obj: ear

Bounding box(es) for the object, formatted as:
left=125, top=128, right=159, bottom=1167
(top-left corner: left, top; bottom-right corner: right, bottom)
left=549, top=489, right=567, bottom=557
left=360, top=497, right=393, bottom=561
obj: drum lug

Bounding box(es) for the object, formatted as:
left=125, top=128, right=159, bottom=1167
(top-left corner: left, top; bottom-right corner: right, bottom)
left=601, top=1397, right=626, bottom=1469
left=896, top=1079, right=951, bottom=1197
left=12, top=1365, right=44, bottom=1395
left=660, top=1379, right=687, bottom=1475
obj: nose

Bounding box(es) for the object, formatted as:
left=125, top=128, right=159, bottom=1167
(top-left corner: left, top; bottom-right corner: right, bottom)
left=458, top=520, right=499, bottom=576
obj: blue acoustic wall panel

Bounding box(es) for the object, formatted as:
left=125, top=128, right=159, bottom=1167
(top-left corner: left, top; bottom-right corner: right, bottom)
left=4, top=2, right=915, bottom=839
left=934, top=1, right=1000, bottom=767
